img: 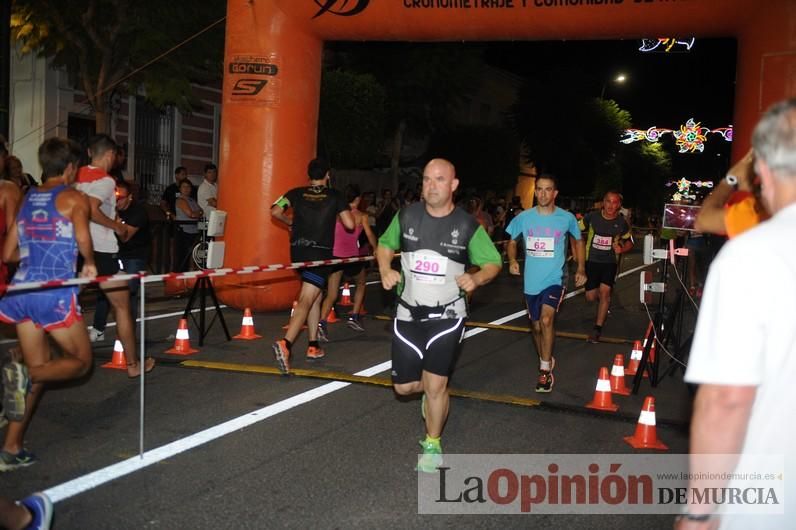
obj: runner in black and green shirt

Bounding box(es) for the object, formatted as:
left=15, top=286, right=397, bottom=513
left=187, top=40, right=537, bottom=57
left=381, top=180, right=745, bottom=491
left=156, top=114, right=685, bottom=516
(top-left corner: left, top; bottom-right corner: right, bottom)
left=376, top=158, right=501, bottom=473
left=270, top=158, right=354, bottom=371
left=579, top=191, right=633, bottom=343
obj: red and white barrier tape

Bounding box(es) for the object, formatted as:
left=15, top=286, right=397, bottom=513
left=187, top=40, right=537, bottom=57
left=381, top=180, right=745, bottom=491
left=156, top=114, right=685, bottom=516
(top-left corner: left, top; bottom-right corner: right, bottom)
left=0, top=255, right=377, bottom=294
left=0, top=237, right=513, bottom=294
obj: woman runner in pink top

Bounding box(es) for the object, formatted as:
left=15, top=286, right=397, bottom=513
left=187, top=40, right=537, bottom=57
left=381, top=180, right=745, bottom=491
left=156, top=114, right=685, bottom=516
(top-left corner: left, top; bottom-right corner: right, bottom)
left=319, top=184, right=377, bottom=339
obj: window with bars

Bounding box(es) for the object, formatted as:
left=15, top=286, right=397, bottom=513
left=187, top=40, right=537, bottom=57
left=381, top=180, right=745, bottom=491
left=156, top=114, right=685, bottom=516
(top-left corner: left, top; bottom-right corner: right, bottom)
left=134, top=97, right=175, bottom=204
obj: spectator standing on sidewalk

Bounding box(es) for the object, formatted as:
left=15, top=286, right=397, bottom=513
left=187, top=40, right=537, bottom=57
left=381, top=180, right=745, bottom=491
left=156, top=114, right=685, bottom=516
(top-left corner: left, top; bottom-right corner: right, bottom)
left=680, top=98, right=796, bottom=530
left=90, top=181, right=151, bottom=334
left=197, top=163, right=218, bottom=218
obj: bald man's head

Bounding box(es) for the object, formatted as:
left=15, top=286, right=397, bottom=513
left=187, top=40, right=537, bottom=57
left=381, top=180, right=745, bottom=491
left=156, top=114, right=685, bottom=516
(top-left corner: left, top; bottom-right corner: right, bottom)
left=425, top=158, right=455, bottom=178
left=422, top=158, right=459, bottom=213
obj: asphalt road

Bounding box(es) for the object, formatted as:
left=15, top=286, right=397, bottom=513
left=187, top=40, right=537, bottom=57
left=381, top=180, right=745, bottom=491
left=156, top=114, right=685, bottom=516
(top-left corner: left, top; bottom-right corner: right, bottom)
left=1, top=250, right=696, bottom=529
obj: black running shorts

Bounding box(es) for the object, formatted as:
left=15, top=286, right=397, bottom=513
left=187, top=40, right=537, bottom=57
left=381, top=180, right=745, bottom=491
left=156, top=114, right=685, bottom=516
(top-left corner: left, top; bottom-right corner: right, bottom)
left=391, top=318, right=466, bottom=384
left=585, top=261, right=618, bottom=290
left=299, top=266, right=333, bottom=289
left=94, top=251, right=121, bottom=277
left=332, top=261, right=365, bottom=277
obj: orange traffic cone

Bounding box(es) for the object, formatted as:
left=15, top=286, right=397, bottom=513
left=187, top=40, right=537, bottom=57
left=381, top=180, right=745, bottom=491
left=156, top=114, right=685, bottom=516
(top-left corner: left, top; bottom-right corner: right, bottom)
left=234, top=308, right=262, bottom=340
left=625, top=340, right=648, bottom=378
left=610, top=354, right=631, bottom=396
left=326, top=307, right=339, bottom=324
left=339, top=283, right=353, bottom=306
left=102, top=340, right=127, bottom=370
left=624, top=396, right=668, bottom=450
left=585, top=367, right=619, bottom=412
left=165, top=318, right=199, bottom=355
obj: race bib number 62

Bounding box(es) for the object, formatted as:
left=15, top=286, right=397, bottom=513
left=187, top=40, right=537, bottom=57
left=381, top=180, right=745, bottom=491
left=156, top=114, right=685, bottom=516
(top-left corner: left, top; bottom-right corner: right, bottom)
left=526, top=236, right=555, bottom=258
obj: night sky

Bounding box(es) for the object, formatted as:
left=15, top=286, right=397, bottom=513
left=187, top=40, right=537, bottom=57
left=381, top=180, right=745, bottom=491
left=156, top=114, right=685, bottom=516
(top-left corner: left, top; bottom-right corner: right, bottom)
left=484, top=37, right=738, bottom=179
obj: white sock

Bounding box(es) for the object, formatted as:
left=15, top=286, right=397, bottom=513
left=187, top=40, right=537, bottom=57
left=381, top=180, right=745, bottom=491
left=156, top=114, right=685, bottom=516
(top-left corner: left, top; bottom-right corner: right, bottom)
left=540, top=359, right=551, bottom=371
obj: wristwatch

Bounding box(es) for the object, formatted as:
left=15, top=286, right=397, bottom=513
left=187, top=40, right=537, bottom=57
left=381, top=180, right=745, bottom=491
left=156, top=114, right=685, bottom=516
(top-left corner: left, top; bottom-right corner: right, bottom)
left=677, top=506, right=714, bottom=523
left=725, top=174, right=739, bottom=188
left=678, top=513, right=712, bottom=522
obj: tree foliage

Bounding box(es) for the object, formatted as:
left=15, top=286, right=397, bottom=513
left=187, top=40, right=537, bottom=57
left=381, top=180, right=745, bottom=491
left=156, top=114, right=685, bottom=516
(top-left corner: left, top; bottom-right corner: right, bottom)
left=428, top=125, right=520, bottom=192
left=510, top=69, right=632, bottom=195
left=318, top=69, right=386, bottom=169
left=326, top=43, right=485, bottom=185
left=332, top=43, right=483, bottom=138
left=11, top=0, right=225, bottom=132
left=616, top=142, right=672, bottom=213
left=509, top=67, right=671, bottom=204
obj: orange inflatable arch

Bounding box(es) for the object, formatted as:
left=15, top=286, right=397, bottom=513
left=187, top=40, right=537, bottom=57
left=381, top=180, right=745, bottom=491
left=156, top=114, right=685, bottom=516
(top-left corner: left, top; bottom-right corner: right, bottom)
left=217, top=0, right=795, bottom=311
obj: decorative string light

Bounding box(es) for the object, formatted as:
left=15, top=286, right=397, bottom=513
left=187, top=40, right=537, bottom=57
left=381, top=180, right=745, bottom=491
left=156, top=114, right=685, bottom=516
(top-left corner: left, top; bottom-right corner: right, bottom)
left=638, top=38, right=696, bottom=53
left=621, top=119, right=733, bottom=153
left=665, top=178, right=714, bottom=202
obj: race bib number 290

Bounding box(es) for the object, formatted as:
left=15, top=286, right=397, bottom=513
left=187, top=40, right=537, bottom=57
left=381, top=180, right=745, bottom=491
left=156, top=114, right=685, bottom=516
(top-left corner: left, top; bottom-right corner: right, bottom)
left=410, top=253, right=448, bottom=284
left=526, top=236, right=555, bottom=258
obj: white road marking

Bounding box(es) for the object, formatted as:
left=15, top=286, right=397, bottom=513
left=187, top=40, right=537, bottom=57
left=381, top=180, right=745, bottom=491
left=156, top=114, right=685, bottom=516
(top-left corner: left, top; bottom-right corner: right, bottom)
left=0, top=306, right=229, bottom=345
left=44, top=360, right=391, bottom=503
left=42, top=260, right=653, bottom=503
left=464, top=261, right=652, bottom=339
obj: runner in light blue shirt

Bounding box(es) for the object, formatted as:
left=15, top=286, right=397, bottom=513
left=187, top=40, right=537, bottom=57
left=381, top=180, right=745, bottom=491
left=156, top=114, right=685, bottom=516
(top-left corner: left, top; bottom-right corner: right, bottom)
left=506, top=174, right=585, bottom=393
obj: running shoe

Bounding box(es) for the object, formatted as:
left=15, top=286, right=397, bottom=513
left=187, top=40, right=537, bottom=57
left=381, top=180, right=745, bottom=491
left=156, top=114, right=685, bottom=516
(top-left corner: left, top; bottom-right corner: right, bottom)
left=317, top=322, right=329, bottom=343
left=19, top=492, right=53, bottom=530
left=587, top=329, right=601, bottom=344
left=272, top=340, right=291, bottom=374
left=87, top=326, right=105, bottom=343
left=0, top=449, right=37, bottom=472
left=346, top=315, right=365, bottom=332
left=417, top=439, right=443, bottom=473
left=535, top=357, right=556, bottom=393
left=2, top=361, right=29, bottom=421
left=306, top=346, right=326, bottom=360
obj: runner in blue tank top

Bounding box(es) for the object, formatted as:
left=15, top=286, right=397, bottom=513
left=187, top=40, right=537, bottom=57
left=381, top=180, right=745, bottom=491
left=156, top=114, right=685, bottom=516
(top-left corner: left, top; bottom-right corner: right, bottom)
left=0, top=138, right=96, bottom=472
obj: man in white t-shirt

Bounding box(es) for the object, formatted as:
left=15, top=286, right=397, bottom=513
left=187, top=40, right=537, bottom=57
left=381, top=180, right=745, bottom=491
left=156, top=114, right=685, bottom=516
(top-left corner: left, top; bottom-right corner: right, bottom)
left=197, top=163, right=218, bottom=218
left=77, top=135, right=153, bottom=377
left=679, top=99, right=796, bottom=529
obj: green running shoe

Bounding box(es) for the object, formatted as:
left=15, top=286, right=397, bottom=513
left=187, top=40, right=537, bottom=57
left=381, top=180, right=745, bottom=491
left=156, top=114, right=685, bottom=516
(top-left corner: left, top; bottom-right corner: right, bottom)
left=2, top=361, right=29, bottom=421
left=417, top=438, right=443, bottom=473
left=0, top=449, right=37, bottom=472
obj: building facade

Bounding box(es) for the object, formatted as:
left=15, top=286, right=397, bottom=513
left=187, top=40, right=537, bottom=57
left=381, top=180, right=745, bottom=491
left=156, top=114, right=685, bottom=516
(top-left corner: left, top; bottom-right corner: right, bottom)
left=9, top=48, right=221, bottom=203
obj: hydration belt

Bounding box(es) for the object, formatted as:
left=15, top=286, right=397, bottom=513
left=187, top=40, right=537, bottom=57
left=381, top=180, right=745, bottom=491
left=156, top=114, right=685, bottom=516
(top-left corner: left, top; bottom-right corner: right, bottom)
left=396, top=295, right=466, bottom=320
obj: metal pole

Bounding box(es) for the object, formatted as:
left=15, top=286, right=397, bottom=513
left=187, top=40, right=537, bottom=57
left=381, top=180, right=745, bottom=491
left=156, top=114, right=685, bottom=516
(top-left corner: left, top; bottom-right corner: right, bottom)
left=139, top=275, right=146, bottom=458
left=0, top=0, right=11, bottom=139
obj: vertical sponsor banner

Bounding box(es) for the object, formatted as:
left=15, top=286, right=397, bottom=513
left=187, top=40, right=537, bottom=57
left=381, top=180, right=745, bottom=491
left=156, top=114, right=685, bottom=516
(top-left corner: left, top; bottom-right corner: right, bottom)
left=227, top=54, right=281, bottom=106
left=418, top=454, right=785, bottom=515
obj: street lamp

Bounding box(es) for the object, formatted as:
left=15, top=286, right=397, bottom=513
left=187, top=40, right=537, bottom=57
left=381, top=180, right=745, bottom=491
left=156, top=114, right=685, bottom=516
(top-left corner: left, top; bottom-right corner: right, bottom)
left=601, top=73, right=627, bottom=100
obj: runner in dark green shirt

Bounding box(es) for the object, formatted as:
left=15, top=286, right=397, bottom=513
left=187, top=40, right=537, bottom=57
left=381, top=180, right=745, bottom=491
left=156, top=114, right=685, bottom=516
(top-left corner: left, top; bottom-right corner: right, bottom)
left=578, top=191, right=633, bottom=342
